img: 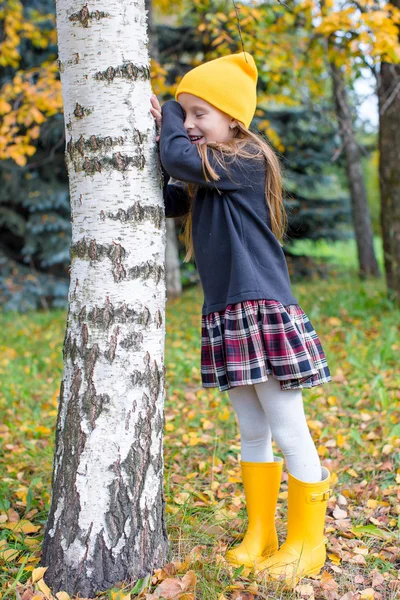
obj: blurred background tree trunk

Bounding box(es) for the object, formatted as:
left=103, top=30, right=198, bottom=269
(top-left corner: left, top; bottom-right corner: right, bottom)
left=377, top=0, right=400, bottom=304
left=146, top=0, right=182, bottom=299
left=330, top=60, right=380, bottom=278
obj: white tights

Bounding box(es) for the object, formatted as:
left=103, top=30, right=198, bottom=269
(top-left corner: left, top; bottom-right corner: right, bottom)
left=227, top=376, right=322, bottom=482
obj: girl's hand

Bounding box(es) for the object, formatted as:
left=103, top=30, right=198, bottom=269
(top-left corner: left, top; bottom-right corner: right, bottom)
left=150, top=94, right=162, bottom=142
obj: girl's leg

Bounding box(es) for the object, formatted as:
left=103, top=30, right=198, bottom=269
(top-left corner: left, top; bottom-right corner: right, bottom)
left=227, top=384, right=274, bottom=462
left=254, top=377, right=322, bottom=482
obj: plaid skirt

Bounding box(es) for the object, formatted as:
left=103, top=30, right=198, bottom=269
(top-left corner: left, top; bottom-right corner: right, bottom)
left=201, top=299, right=332, bottom=391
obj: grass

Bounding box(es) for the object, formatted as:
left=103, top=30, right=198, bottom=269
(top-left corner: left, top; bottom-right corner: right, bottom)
left=0, top=238, right=399, bottom=599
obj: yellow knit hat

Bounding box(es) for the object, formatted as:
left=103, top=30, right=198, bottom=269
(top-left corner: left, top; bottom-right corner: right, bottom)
left=175, top=52, right=258, bottom=129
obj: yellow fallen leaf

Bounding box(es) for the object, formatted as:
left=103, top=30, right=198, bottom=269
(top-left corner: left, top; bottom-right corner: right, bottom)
left=328, top=552, right=341, bottom=565
left=174, top=492, right=190, bottom=505
left=35, top=426, right=52, bottom=435
left=110, top=591, right=131, bottom=600
left=0, top=519, right=41, bottom=534
left=218, top=406, right=230, bottom=421
left=56, top=592, right=71, bottom=600
left=0, top=548, right=20, bottom=561
left=24, top=538, right=41, bottom=548
left=37, top=577, right=52, bottom=598
left=346, top=468, right=358, bottom=478
left=32, top=566, right=48, bottom=583
left=336, top=433, right=346, bottom=447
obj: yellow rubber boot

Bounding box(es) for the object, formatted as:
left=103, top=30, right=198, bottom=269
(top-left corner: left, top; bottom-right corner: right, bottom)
left=255, top=466, right=331, bottom=587
left=225, top=456, right=283, bottom=568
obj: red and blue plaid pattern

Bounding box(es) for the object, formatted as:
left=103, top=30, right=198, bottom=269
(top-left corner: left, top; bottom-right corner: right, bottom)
left=201, top=300, right=332, bottom=391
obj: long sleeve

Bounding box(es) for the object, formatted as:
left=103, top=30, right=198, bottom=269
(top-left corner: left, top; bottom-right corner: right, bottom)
left=158, top=142, right=191, bottom=218
left=159, top=100, right=245, bottom=192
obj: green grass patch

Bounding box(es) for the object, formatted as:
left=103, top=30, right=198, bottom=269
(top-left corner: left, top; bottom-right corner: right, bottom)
left=0, top=265, right=399, bottom=598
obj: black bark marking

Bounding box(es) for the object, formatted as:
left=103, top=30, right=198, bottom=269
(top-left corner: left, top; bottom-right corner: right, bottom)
left=67, top=135, right=146, bottom=175
left=81, top=381, right=110, bottom=431
left=107, top=204, right=163, bottom=230
left=84, top=343, right=100, bottom=381
left=73, top=103, right=88, bottom=118
left=127, top=261, right=164, bottom=285
left=81, top=323, right=88, bottom=354
left=119, top=330, right=143, bottom=352
left=69, top=5, right=109, bottom=27
left=42, top=364, right=88, bottom=591
left=70, top=239, right=164, bottom=285
left=94, top=63, right=150, bottom=83
left=85, top=301, right=150, bottom=328
left=105, top=326, right=120, bottom=363
left=142, top=307, right=151, bottom=328
left=78, top=305, right=87, bottom=325
left=131, top=356, right=162, bottom=399
left=155, top=310, right=162, bottom=328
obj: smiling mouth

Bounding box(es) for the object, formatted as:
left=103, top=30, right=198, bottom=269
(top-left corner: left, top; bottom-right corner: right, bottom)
left=189, top=135, right=204, bottom=143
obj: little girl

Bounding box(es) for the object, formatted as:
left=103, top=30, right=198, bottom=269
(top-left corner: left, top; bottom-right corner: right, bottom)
left=150, top=52, right=332, bottom=587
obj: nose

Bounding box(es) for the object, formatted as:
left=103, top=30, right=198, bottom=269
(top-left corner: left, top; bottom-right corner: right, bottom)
left=184, top=115, right=194, bottom=130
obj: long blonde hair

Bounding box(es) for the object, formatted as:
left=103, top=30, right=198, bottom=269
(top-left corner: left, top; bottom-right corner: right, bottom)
left=180, top=122, right=289, bottom=262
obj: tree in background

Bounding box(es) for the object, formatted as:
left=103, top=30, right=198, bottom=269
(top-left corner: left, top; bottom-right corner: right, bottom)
left=2, top=0, right=400, bottom=309
left=377, top=0, right=400, bottom=304
left=145, top=0, right=182, bottom=300
left=40, top=0, right=168, bottom=594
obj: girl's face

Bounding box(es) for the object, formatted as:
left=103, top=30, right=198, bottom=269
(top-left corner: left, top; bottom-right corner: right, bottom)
left=178, top=93, right=238, bottom=146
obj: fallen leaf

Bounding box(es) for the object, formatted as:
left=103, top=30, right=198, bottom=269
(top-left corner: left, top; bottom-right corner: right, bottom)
left=37, top=578, right=52, bottom=599
left=0, top=548, right=20, bottom=561
left=320, top=571, right=339, bottom=591
left=55, top=593, right=71, bottom=600
left=7, top=508, right=20, bottom=522
left=295, top=583, right=315, bottom=599
left=370, top=570, right=384, bottom=587
left=181, top=570, right=196, bottom=592
left=32, top=567, right=48, bottom=584
left=154, top=578, right=182, bottom=599
left=360, top=589, right=375, bottom=600
left=333, top=506, right=348, bottom=519
left=0, top=520, right=40, bottom=534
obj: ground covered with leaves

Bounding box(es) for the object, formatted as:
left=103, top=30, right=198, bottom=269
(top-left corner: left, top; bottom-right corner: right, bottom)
left=0, top=268, right=399, bottom=599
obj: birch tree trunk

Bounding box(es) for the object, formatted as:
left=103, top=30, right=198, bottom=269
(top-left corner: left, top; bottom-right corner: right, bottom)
left=377, top=0, right=400, bottom=304
left=329, top=61, right=380, bottom=279
left=40, top=0, right=169, bottom=595
left=145, top=0, right=182, bottom=298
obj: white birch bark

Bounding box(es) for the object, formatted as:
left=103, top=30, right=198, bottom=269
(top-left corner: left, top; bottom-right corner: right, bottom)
left=41, top=0, right=169, bottom=595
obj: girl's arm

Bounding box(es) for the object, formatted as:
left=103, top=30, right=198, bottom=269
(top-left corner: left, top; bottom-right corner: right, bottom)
left=152, top=95, right=191, bottom=218
left=159, top=100, right=246, bottom=192
left=161, top=159, right=191, bottom=218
